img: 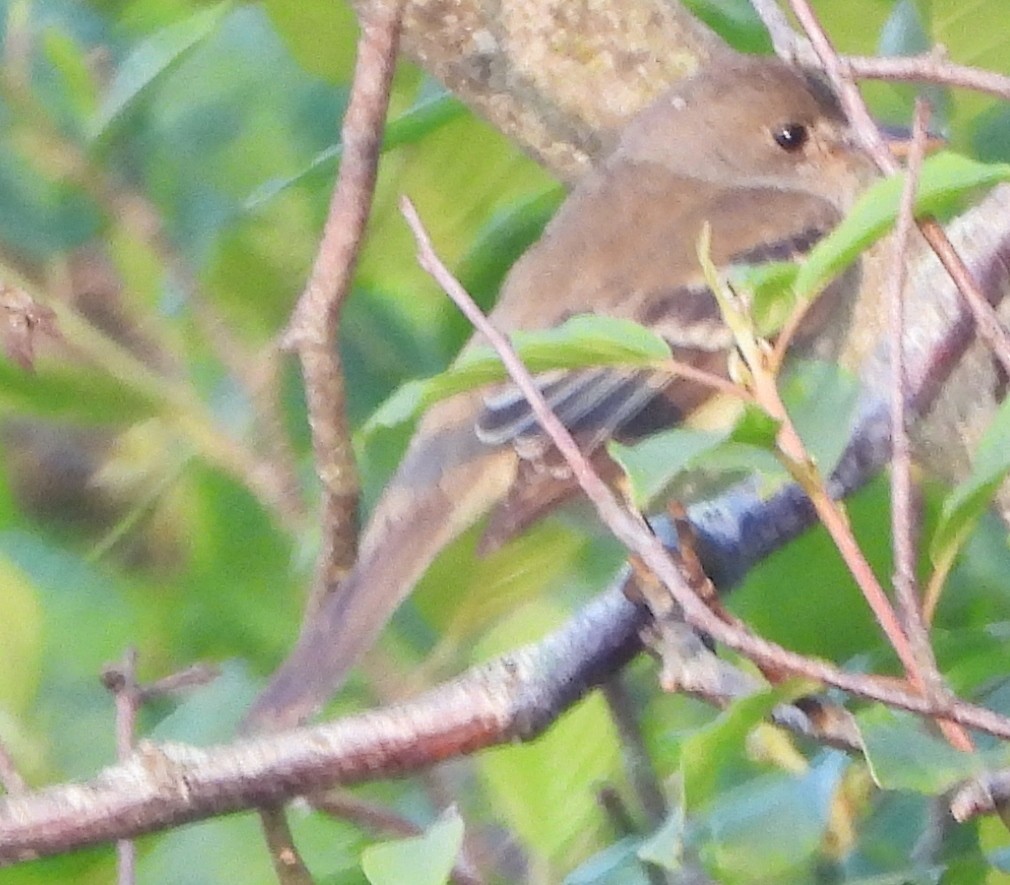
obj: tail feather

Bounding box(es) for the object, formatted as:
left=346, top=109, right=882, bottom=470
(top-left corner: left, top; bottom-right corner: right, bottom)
left=244, top=395, right=516, bottom=731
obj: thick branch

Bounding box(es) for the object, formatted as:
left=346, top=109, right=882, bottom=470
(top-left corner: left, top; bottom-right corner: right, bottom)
left=0, top=590, right=643, bottom=864
left=356, top=0, right=729, bottom=181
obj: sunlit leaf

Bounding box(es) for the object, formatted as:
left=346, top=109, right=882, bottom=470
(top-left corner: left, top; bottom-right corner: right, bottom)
left=796, top=152, right=1010, bottom=298
left=0, top=360, right=160, bottom=424
left=364, top=315, right=671, bottom=433
left=609, top=428, right=727, bottom=508
left=42, top=30, right=99, bottom=130
left=728, top=260, right=800, bottom=337
left=243, top=91, right=468, bottom=209
left=263, top=0, right=359, bottom=83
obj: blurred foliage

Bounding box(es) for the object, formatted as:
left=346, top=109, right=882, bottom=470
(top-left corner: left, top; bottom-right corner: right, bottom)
left=0, top=1, right=1009, bottom=883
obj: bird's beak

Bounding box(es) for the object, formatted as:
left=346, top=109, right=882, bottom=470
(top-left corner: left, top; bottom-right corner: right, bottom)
left=879, top=123, right=947, bottom=159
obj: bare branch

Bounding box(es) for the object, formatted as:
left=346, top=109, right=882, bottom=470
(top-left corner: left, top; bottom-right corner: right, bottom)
left=846, top=52, right=1010, bottom=102
left=884, top=101, right=970, bottom=750
left=279, top=1, right=405, bottom=633
left=0, top=590, right=644, bottom=864
left=748, top=0, right=808, bottom=61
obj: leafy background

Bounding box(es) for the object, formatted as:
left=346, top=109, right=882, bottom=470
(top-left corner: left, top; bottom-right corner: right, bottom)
left=1, top=0, right=1010, bottom=882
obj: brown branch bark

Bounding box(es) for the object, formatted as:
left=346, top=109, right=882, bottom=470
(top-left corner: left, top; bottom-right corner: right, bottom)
left=0, top=590, right=644, bottom=864
left=280, top=2, right=406, bottom=610
left=355, top=0, right=730, bottom=181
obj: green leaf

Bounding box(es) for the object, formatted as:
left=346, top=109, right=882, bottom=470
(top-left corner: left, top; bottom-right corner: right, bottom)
left=0, top=360, right=161, bottom=424
left=91, top=2, right=233, bottom=139
left=698, top=753, right=846, bottom=881
left=879, top=0, right=932, bottom=57
left=858, top=708, right=986, bottom=794
left=476, top=600, right=620, bottom=858
left=363, top=315, right=671, bottom=433
left=42, top=29, right=99, bottom=130
left=564, top=837, right=652, bottom=885
left=637, top=778, right=687, bottom=871
left=930, top=397, right=1010, bottom=578
left=0, top=555, right=44, bottom=715
left=680, top=687, right=796, bottom=806
left=728, top=402, right=780, bottom=451
left=680, top=0, right=774, bottom=53
left=0, top=531, right=140, bottom=779
left=362, top=807, right=464, bottom=885
left=263, top=0, right=359, bottom=83
left=495, top=315, right=672, bottom=369
left=149, top=661, right=259, bottom=745
left=609, top=429, right=728, bottom=509
left=796, top=152, right=1010, bottom=299
left=727, top=260, right=800, bottom=338
left=243, top=91, right=469, bottom=210
left=383, top=91, right=470, bottom=153
left=781, top=359, right=861, bottom=478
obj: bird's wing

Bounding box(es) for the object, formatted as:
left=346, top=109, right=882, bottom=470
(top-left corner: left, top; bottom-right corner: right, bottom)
left=476, top=366, right=670, bottom=455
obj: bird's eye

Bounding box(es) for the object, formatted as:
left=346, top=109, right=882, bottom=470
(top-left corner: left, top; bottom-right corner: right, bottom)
left=772, top=123, right=809, bottom=152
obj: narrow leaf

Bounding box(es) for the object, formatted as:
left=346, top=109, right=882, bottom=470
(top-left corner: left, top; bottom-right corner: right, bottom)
left=930, top=397, right=1010, bottom=574
left=91, top=3, right=232, bottom=139
left=796, top=152, right=1010, bottom=299
left=364, top=315, right=670, bottom=433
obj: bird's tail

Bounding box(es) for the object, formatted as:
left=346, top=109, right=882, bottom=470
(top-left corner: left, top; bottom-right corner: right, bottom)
left=243, top=393, right=516, bottom=732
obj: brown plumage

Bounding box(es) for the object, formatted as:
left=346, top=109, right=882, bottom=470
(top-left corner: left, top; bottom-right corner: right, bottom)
left=246, top=55, right=881, bottom=730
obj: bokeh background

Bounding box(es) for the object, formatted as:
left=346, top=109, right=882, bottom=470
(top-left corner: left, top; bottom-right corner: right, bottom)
left=2, top=1, right=1010, bottom=882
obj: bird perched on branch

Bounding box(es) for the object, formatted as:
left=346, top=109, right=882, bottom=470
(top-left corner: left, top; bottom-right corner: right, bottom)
left=247, top=53, right=891, bottom=730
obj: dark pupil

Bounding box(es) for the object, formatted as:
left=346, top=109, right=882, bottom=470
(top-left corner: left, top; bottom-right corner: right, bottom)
left=773, top=123, right=809, bottom=151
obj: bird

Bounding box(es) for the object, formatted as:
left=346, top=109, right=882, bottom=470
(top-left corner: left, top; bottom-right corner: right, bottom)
left=246, top=53, right=889, bottom=731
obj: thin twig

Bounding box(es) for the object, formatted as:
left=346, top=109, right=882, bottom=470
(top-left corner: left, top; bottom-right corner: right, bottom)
left=754, top=2, right=1010, bottom=101
left=748, top=0, right=808, bottom=61
left=601, top=679, right=667, bottom=827
left=259, top=807, right=314, bottom=885
left=885, top=102, right=971, bottom=750
left=137, top=663, right=220, bottom=702
left=281, top=1, right=406, bottom=598
left=734, top=303, right=924, bottom=685
left=950, top=769, right=1010, bottom=823
left=3, top=538, right=1010, bottom=860
left=250, top=2, right=407, bottom=868
left=4, top=189, right=1006, bottom=861
left=103, top=649, right=139, bottom=885
left=846, top=52, right=1010, bottom=102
